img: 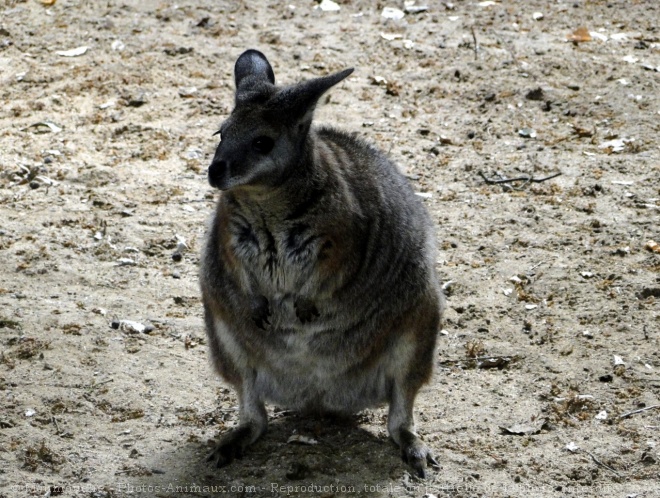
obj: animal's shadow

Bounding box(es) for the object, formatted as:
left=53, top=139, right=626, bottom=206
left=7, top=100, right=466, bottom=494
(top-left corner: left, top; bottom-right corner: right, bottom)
left=128, top=411, right=413, bottom=496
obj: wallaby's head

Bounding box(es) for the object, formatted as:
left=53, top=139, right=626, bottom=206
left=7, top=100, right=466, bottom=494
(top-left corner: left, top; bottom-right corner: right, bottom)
left=208, top=50, right=353, bottom=191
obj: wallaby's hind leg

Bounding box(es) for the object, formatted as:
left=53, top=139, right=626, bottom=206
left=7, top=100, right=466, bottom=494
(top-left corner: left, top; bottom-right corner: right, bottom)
left=388, top=383, right=439, bottom=478
left=204, top=303, right=268, bottom=467
left=207, top=372, right=267, bottom=467
left=387, top=294, right=441, bottom=478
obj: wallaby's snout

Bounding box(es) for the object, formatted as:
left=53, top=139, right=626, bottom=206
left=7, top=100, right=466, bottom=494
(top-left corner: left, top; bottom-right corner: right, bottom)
left=207, top=116, right=278, bottom=191
left=207, top=155, right=228, bottom=190
left=207, top=124, right=280, bottom=191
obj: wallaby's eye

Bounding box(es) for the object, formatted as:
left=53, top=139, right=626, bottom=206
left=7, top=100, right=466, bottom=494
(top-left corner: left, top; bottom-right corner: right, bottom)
left=252, top=136, right=274, bottom=154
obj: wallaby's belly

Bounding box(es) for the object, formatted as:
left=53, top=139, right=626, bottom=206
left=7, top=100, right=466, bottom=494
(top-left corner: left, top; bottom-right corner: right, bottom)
left=254, top=339, right=392, bottom=413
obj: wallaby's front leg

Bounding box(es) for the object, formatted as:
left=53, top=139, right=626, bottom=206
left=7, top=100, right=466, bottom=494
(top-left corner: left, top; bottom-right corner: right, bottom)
left=208, top=372, right=267, bottom=467
left=388, top=382, right=439, bottom=478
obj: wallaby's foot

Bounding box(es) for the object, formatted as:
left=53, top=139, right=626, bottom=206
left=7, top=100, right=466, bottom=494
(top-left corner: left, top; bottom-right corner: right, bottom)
left=207, top=426, right=256, bottom=468
left=399, top=428, right=440, bottom=479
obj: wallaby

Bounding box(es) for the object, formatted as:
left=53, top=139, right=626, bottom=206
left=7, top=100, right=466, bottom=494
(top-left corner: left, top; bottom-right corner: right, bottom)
left=200, top=49, right=444, bottom=478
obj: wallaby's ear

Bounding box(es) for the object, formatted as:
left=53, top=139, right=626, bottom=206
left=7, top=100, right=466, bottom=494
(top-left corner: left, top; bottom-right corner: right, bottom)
left=269, top=68, right=354, bottom=123
left=234, top=49, right=275, bottom=97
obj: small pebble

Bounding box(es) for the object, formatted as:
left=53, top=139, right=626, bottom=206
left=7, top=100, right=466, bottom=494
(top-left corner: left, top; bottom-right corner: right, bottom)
left=29, top=181, right=40, bottom=189
left=172, top=252, right=183, bottom=262
left=127, top=92, right=147, bottom=107
left=525, top=87, right=544, bottom=101
left=172, top=271, right=181, bottom=279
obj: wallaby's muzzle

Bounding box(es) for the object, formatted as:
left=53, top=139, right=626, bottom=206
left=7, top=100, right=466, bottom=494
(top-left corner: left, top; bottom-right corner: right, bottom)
left=207, top=157, right=229, bottom=190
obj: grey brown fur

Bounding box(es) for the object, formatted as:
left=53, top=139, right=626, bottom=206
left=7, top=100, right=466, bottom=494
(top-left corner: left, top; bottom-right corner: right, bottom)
left=200, top=49, right=444, bottom=477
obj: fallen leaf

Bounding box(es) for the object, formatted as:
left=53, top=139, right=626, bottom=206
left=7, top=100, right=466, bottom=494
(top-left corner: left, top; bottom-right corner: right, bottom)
left=595, top=410, right=608, bottom=420
left=565, top=441, right=579, bottom=452
left=287, top=434, right=318, bottom=445
left=404, top=4, right=428, bottom=14
left=24, top=121, right=63, bottom=134
left=56, top=46, right=89, bottom=57
left=500, top=418, right=546, bottom=436
left=567, top=27, right=592, bottom=43
left=380, top=32, right=403, bottom=41
left=477, top=356, right=513, bottom=369
left=599, top=137, right=633, bottom=153
left=610, top=33, right=628, bottom=41
left=316, top=0, right=340, bottom=11
left=611, top=180, right=633, bottom=186
left=644, top=240, right=660, bottom=254
left=382, top=7, right=405, bottom=20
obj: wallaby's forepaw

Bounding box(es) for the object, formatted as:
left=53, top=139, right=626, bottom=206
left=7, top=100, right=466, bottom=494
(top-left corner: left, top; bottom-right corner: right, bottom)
left=399, top=429, right=440, bottom=479
left=251, top=295, right=271, bottom=330
left=294, top=298, right=319, bottom=324
left=207, top=426, right=253, bottom=468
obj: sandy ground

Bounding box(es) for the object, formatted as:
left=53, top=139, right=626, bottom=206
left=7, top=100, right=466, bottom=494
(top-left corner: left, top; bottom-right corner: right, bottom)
left=1, top=1, right=659, bottom=497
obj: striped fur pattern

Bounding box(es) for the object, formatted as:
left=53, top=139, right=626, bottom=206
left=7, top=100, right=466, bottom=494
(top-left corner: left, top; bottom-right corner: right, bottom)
left=200, top=50, right=444, bottom=477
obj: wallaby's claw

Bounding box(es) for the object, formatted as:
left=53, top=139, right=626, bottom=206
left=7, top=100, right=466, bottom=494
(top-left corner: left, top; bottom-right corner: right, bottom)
left=207, top=426, right=252, bottom=468
left=399, top=429, right=438, bottom=479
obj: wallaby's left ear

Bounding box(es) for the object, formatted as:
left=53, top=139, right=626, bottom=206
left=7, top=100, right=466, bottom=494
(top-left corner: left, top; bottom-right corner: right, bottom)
left=269, top=68, right=354, bottom=123
left=234, top=49, right=275, bottom=101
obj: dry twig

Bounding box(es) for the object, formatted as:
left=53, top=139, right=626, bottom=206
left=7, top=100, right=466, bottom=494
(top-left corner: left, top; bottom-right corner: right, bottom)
left=479, top=171, right=562, bottom=185
left=51, top=416, right=61, bottom=435
left=584, top=449, right=621, bottom=477
left=470, top=26, right=479, bottom=60
left=618, top=404, right=660, bottom=419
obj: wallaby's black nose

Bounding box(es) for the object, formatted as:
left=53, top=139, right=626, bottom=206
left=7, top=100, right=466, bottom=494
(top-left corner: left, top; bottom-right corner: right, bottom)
left=208, top=160, right=228, bottom=189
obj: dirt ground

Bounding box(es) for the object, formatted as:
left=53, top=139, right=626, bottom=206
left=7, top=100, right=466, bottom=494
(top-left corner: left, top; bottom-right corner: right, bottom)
left=1, top=0, right=659, bottom=497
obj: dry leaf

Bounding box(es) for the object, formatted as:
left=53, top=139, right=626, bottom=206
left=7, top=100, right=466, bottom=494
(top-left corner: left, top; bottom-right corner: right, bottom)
left=38, top=0, right=57, bottom=5
left=644, top=240, right=660, bottom=254
left=316, top=0, right=340, bottom=11
left=56, top=46, right=89, bottom=57
left=565, top=441, right=579, bottom=452
left=287, top=434, right=318, bottom=445
left=500, top=418, right=546, bottom=435
left=567, top=27, right=592, bottom=43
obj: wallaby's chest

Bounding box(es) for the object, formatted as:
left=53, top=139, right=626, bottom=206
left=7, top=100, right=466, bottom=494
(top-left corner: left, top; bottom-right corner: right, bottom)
left=226, top=211, right=322, bottom=294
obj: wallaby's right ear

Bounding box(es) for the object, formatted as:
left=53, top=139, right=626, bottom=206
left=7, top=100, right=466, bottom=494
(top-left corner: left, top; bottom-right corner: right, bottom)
left=234, top=50, right=275, bottom=97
